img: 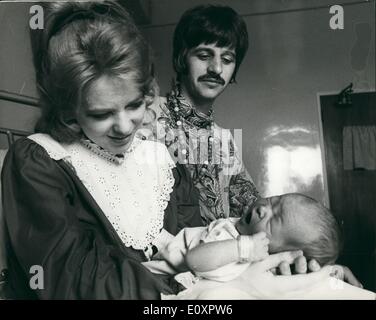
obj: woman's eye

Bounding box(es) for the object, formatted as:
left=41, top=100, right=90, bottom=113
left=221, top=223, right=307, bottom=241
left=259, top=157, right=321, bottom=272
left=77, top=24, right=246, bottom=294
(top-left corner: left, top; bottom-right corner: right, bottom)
left=127, top=100, right=144, bottom=110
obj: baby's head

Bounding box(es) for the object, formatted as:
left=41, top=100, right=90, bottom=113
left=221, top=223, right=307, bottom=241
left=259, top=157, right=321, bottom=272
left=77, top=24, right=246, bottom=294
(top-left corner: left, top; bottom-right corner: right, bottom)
left=235, top=193, right=342, bottom=265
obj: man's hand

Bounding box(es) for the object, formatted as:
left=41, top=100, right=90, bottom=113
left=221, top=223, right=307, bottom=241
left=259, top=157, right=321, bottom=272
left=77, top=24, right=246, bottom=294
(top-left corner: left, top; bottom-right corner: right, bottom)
left=275, top=256, right=363, bottom=288
left=231, top=251, right=333, bottom=299
left=274, top=256, right=320, bottom=275
left=329, top=265, right=363, bottom=288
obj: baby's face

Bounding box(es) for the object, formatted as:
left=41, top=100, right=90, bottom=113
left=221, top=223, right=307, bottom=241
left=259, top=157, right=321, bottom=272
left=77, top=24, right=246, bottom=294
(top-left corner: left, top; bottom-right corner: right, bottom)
left=236, top=194, right=314, bottom=253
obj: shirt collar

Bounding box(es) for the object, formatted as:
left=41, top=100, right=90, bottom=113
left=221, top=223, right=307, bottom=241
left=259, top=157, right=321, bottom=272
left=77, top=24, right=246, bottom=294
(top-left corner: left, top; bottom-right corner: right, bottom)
left=166, top=83, right=214, bottom=129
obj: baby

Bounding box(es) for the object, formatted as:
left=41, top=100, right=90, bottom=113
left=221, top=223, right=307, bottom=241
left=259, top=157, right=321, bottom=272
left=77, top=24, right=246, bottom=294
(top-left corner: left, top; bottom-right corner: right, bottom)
left=145, top=193, right=342, bottom=282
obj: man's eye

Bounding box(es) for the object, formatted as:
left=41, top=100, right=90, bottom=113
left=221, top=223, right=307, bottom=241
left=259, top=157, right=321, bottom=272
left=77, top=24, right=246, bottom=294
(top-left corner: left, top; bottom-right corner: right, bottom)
left=197, top=54, right=210, bottom=60
left=222, top=56, right=235, bottom=64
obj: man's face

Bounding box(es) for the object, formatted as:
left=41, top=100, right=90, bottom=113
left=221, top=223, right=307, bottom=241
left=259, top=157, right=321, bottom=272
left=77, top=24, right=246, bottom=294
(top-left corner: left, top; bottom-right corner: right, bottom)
left=236, top=195, right=316, bottom=253
left=180, top=43, right=236, bottom=106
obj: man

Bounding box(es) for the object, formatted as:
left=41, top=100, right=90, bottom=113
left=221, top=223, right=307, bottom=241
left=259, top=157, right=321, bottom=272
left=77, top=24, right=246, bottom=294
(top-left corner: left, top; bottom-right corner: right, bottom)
left=143, top=5, right=259, bottom=225
left=140, top=5, right=364, bottom=288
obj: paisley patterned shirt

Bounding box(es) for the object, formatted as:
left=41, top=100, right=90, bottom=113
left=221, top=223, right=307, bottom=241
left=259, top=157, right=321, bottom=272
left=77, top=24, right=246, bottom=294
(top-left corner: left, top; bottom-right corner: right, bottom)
left=138, top=89, right=259, bottom=225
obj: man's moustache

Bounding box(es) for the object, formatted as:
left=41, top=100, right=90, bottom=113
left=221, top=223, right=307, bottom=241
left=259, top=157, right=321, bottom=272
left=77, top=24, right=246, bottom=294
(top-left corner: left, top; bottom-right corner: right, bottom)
left=198, top=75, right=225, bottom=85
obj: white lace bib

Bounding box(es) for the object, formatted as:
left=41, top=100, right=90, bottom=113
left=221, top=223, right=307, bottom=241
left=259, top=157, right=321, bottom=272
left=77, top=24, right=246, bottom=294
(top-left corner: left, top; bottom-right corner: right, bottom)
left=28, top=134, right=175, bottom=250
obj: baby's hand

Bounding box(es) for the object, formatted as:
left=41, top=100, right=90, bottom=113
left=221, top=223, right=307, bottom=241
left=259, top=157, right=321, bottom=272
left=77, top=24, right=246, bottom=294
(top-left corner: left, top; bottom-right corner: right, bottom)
left=248, top=232, right=269, bottom=262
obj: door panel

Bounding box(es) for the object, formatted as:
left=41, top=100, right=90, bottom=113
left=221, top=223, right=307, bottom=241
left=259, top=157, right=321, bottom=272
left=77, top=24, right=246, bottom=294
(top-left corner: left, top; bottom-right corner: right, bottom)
left=321, top=92, right=376, bottom=291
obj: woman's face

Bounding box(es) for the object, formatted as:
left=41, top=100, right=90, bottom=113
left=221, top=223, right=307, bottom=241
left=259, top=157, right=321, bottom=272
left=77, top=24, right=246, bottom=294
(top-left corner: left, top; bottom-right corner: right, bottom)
left=77, top=74, right=146, bottom=154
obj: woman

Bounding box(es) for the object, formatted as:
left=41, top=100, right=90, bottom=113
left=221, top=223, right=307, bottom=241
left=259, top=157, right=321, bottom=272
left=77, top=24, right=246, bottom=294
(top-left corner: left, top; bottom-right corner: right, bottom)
left=1, top=1, right=202, bottom=299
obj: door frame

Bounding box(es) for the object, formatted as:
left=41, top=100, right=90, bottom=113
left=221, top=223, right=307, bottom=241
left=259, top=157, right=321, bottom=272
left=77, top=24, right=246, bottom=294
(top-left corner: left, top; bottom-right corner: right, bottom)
left=316, top=88, right=376, bottom=209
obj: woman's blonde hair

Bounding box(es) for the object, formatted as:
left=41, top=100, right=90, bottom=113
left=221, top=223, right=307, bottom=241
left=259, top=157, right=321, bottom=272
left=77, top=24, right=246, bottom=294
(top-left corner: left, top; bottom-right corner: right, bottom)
left=31, top=1, right=157, bottom=143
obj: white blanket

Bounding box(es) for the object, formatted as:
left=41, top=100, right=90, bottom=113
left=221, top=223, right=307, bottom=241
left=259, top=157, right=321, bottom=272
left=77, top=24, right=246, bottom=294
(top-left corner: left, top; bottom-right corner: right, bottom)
left=162, top=274, right=375, bottom=300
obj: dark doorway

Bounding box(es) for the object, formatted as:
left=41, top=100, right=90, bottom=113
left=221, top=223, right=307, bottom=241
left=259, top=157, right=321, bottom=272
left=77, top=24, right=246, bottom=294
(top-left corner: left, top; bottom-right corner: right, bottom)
left=320, top=91, right=376, bottom=291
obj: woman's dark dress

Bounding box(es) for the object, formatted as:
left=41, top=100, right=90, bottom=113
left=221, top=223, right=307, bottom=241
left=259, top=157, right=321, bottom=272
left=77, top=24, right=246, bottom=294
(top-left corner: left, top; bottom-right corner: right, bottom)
left=1, top=138, right=202, bottom=299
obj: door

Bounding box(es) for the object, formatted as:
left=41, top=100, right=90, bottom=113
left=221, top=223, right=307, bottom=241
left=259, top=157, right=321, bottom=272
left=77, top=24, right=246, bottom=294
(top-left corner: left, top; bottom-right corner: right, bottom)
left=321, top=92, right=376, bottom=291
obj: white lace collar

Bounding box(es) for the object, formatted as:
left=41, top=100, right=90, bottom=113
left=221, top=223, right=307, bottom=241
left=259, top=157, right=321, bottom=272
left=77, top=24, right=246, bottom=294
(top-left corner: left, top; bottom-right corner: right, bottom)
left=80, top=136, right=142, bottom=165
left=28, top=133, right=176, bottom=251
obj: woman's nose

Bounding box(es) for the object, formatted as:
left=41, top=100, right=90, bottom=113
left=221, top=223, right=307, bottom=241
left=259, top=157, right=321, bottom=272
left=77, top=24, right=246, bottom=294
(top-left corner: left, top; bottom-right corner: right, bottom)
left=208, top=57, right=222, bottom=75
left=113, top=113, right=134, bottom=135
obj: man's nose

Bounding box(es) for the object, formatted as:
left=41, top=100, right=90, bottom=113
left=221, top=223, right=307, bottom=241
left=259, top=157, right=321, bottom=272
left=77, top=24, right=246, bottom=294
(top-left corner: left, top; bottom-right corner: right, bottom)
left=207, top=57, right=223, bottom=75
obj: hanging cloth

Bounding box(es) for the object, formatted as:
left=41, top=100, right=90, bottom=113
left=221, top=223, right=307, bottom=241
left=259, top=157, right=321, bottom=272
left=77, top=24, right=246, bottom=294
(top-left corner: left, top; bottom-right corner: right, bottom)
left=343, top=126, right=376, bottom=170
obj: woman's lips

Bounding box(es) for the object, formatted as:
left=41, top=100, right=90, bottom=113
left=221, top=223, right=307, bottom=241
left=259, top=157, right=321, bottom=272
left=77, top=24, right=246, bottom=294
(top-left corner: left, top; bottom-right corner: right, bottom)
left=108, top=135, right=132, bottom=145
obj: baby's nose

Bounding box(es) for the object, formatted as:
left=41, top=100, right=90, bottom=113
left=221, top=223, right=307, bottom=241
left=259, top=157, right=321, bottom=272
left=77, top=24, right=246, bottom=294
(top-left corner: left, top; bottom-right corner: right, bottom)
left=257, top=205, right=269, bottom=219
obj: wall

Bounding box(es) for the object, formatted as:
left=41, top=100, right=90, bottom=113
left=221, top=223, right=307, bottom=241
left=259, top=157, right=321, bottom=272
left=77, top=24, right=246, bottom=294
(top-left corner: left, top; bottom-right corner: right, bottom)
left=144, top=0, right=375, bottom=204
left=0, top=2, right=40, bottom=149
left=0, top=1, right=374, bottom=204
